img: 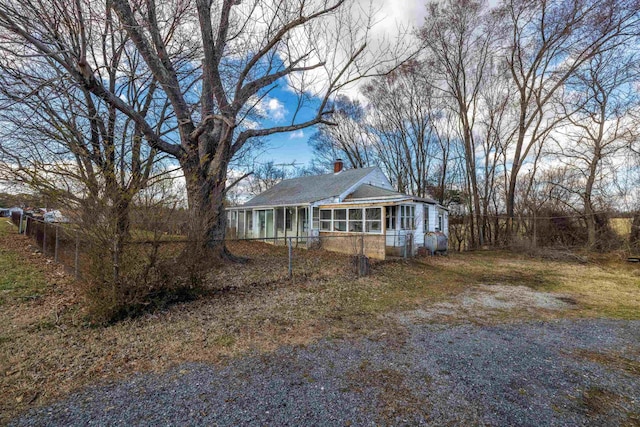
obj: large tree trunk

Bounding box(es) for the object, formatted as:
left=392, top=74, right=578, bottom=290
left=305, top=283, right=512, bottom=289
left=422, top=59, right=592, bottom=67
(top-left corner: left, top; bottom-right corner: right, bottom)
left=183, top=159, right=229, bottom=258
left=180, top=121, right=236, bottom=261
left=111, top=195, right=131, bottom=284
left=584, top=145, right=601, bottom=250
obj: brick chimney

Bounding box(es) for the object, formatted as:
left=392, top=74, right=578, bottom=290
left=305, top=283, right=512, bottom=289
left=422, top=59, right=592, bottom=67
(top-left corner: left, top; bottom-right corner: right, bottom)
left=334, top=158, right=344, bottom=173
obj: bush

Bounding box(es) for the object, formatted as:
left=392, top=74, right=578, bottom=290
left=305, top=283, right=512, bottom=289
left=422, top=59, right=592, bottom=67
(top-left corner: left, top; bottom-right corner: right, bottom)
left=81, top=242, right=208, bottom=324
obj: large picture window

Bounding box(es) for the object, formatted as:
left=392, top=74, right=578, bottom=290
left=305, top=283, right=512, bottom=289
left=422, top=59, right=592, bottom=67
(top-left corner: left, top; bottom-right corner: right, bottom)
left=317, top=207, right=383, bottom=234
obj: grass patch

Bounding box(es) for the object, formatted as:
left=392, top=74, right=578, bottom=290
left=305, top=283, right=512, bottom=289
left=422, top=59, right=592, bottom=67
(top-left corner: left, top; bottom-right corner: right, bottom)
left=580, top=386, right=624, bottom=416
left=574, top=349, right=640, bottom=376
left=0, top=222, right=46, bottom=304
left=1, top=237, right=639, bottom=423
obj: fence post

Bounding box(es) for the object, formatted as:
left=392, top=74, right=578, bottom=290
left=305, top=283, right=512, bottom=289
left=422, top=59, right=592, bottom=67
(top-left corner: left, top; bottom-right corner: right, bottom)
left=288, top=236, right=292, bottom=279
left=74, top=234, right=80, bottom=280
left=403, top=233, right=407, bottom=260
left=54, top=225, right=59, bottom=263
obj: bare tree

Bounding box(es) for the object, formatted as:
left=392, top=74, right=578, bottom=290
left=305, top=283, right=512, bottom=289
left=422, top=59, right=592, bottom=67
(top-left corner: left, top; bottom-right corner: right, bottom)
left=309, top=96, right=374, bottom=169
left=420, top=0, right=493, bottom=247
left=552, top=50, right=640, bottom=248
left=497, top=0, right=640, bottom=240
left=362, top=62, right=441, bottom=198
left=0, top=0, right=408, bottom=259
left=0, top=9, right=170, bottom=281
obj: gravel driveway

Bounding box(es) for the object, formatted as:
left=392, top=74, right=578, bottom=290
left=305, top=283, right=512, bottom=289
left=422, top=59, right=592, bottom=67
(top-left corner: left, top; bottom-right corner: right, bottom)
left=12, top=319, right=640, bottom=426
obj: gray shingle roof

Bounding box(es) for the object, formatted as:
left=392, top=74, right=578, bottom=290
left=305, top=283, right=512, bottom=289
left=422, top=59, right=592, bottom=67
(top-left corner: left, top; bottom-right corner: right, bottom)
left=345, top=184, right=407, bottom=200
left=241, top=167, right=378, bottom=207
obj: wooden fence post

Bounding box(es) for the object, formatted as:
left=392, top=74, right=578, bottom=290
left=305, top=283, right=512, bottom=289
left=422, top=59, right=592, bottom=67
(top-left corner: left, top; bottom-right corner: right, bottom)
left=288, top=236, right=293, bottom=279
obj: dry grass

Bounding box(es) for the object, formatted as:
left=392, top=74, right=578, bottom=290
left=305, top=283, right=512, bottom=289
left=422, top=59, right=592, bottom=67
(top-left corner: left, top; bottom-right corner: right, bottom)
left=1, top=221, right=639, bottom=423
left=611, top=217, right=632, bottom=237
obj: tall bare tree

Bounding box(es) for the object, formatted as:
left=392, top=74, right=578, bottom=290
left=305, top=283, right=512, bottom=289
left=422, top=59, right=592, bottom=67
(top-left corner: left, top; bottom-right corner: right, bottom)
left=498, top=0, right=640, bottom=240
left=362, top=62, right=441, bottom=198
left=551, top=50, right=640, bottom=248
left=0, top=10, right=170, bottom=280
left=309, top=96, right=374, bottom=169
left=0, top=0, right=407, bottom=258
left=420, top=0, right=493, bottom=247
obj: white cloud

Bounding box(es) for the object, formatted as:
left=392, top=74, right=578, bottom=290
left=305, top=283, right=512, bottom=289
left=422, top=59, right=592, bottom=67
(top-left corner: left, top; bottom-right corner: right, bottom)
left=289, top=130, right=305, bottom=139
left=266, top=98, right=286, bottom=121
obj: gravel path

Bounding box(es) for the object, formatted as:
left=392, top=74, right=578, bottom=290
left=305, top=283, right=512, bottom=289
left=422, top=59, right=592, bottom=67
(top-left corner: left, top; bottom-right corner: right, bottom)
left=12, top=319, right=640, bottom=426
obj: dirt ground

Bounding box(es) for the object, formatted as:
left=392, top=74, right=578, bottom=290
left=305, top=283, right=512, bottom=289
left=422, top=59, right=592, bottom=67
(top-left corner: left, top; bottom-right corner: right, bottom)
left=1, top=219, right=639, bottom=424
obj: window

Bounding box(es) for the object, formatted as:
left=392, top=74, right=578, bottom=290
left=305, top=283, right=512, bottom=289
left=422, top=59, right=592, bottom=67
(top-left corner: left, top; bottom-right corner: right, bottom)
left=365, top=208, right=381, bottom=233
left=347, top=208, right=362, bottom=232
left=320, top=209, right=332, bottom=231
left=312, top=207, right=319, bottom=229
left=400, top=205, right=415, bottom=230
left=386, top=206, right=396, bottom=230
left=423, top=204, right=429, bottom=232
left=333, top=209, right=347, bottom=231
left=438, top=214, right=443, bottom=232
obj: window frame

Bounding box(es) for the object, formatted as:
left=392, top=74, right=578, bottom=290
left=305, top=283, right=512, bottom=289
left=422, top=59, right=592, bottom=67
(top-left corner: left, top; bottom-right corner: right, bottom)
left=315, top=206, right=383, bottom=234
left=365, top=207, right=382, bottom=233
left=333, top=209, right=347, bottom=232
left=319, top=209, right=332, bottom=231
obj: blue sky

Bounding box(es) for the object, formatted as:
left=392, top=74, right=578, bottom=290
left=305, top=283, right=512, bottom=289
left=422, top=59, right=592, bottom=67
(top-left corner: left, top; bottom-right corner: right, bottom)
left=258, top=84, right=320, bottom=166
left=251, top=0, right=429, bottom=168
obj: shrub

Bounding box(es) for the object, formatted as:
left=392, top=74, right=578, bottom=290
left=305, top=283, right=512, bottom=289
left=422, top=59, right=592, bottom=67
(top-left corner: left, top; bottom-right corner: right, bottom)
left=81, top=241, right=209, bottom=324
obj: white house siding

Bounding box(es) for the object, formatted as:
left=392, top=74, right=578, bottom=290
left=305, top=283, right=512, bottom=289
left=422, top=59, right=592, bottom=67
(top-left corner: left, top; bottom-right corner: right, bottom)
left=430, top=204, right=439, bottom=233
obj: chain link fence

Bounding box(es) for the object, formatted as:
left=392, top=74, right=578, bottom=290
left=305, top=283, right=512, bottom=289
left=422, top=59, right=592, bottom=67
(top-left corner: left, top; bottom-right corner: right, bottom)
left=9, top=211, right=393, bottom=280
left=11, top=212, right=85, bottom=278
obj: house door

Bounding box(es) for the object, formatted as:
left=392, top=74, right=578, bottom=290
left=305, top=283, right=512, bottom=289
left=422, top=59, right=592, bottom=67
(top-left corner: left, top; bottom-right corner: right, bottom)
left=385, top=206, right=400, bottom=247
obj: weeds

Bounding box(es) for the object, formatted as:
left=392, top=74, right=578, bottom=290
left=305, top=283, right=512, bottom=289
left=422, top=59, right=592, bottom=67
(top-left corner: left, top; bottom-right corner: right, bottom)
left=1, top=222, right=640, bottom=423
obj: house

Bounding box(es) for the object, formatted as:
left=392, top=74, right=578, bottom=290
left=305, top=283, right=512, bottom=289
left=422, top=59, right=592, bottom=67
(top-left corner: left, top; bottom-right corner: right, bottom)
left=226, top=160, right=448, bottom=260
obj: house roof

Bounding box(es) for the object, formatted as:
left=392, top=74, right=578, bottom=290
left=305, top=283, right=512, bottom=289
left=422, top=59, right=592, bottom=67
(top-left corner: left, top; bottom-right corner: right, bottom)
left=345, top=184, right=408, bottom=200
left=240, top=167, right=379, bottom=208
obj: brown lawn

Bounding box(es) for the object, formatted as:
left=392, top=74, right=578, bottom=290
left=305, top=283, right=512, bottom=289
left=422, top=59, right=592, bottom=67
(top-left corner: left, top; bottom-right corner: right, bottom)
left=1, top=219, right=639, bottom=423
